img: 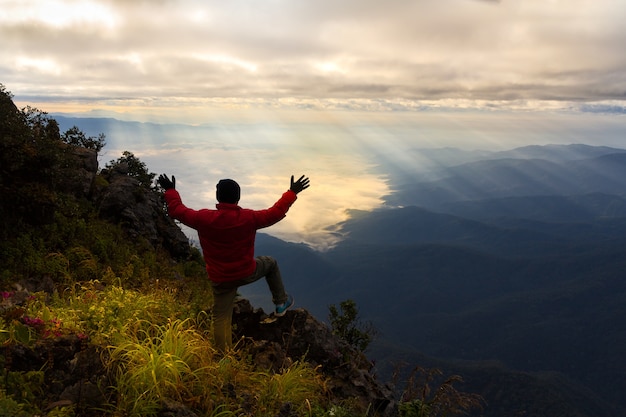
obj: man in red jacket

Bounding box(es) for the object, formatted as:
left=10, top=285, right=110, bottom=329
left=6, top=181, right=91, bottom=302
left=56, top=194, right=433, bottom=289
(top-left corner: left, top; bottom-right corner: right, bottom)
left=158, top=173, right=310, bottom=351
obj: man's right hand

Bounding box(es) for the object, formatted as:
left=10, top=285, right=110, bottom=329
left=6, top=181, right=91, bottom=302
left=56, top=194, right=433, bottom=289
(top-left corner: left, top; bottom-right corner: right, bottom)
left=158, top=174, right=176, bottom=190
left=290, top=175, right=310, bottom=194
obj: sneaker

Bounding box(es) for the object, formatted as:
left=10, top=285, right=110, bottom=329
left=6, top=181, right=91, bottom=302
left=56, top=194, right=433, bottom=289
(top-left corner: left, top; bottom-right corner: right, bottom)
left=275, top=294, right=294, bottom=317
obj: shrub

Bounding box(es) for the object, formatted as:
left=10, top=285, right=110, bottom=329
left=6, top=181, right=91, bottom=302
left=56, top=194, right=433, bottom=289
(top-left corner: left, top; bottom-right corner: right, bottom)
left=328, top=299, right=376, bottom=352
left=106, top=151, right=156, bottom=189
left=62, top=125, right=106, bottom=152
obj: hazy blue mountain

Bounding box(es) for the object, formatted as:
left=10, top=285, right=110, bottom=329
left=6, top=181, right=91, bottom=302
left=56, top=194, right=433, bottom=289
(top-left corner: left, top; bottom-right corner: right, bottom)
left=376, top=144, right=626, bottom=182
left=439, top=192, right=626, bottom=222
left=489, top=143, right=626, bottom=161
left=334, top=205, right=626, bottom=257
left=252, top=143, right=626, bottom=415
left=385, top=152, right=626, bottom=208
left=53, top=115, right=235, bottom=151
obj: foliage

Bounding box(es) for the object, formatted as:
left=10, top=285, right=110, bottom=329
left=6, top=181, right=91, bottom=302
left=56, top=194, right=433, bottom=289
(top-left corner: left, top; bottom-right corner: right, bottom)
left=328, top=299, right=376, bottom=352
left=46, top=404, right=76, bottom=417
left=0, top=371, right=45, bottom=416
left=0, top=83, right=104, bottom=230
left=1, top=280, right=332, bottom=416
left=398, top=366, right=484, bottom=417
left=106, top=150, right=156, bottom=189
left=104, top=319, right=327, bottom=416
left=0, top=392, right=30, bottom=417
left=105, top=318, right=215, bottom=416
left=1, top=208, right=185, bottom=289
left=252, top=361, right=328, bottom=415
left=62, top=125, right=106, bottom=152
left=45, top=282, right=187, bottom=345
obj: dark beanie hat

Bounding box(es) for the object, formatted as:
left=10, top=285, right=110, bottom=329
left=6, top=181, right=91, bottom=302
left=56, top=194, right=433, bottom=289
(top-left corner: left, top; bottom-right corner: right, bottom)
left=216, top=179, right=240, bottom=203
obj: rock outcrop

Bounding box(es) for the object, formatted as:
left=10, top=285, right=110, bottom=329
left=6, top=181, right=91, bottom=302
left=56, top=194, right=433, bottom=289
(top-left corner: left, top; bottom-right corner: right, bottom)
left=61, top=146, right=99, bottom=199
left=97, top=163, right=191, bottom=259
left=233, top=299, right=396, bottom=416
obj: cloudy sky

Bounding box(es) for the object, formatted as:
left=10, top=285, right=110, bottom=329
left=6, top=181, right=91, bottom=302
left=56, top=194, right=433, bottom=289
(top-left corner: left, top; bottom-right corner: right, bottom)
left=2, top=0, right=626, bottom=119
left=2, top=0, right=626, bottom=249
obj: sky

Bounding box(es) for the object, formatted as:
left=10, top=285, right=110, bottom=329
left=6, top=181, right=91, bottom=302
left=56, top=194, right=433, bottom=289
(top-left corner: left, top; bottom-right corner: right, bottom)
left=2, top=0, right=626, bottom=248
left=2, top=0, right=626, bottom=117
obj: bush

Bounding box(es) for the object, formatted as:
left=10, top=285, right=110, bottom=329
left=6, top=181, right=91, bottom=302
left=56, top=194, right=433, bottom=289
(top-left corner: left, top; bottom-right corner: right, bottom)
left=106, top=150, right=156, bottom=189
left=328, top=299, right=376, bottom=352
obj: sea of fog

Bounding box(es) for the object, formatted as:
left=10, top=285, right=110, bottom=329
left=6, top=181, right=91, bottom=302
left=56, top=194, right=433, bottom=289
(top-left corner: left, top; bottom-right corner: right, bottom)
left=56, top=109, right=626, bottom=250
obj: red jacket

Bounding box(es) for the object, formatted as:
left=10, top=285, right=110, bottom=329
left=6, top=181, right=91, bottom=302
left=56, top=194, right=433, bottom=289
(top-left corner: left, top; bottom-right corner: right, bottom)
left=164, top=188, right=298, bottom=282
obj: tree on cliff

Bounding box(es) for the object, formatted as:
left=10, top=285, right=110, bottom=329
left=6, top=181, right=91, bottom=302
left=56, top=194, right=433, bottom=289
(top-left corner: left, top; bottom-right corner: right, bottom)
left=106, top=150, right=155, bottom=190
left=0, top=84, right=107, bottom=226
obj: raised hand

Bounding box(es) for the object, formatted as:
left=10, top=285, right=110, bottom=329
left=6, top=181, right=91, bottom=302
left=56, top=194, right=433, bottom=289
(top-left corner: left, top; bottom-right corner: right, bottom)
left=289, top=175, right=310, bottom=194
left=158, top=174, right=176, bottom=190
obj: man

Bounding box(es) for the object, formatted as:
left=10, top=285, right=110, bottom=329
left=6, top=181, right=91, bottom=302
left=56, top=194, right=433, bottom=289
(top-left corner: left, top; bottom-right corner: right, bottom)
left=157, top=173, right=310, bottom=351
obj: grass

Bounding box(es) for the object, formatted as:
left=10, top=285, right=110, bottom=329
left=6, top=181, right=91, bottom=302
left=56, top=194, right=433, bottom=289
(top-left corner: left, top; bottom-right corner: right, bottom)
left=105, top=316, right=328, bottom=416
left=105, top=318, right=216, bottom=415
left=1, top=279, right=331, bottom=416
left=253, top=361, right=328, bottom=415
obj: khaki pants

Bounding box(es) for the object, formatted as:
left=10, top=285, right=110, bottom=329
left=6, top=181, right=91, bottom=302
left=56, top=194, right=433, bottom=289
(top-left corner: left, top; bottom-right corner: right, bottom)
left=211, top=256, right=287, bottom=351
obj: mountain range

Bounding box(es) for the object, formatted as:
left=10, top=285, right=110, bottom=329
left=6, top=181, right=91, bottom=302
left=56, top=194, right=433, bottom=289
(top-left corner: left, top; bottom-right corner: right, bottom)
left=249, top=143, right=626, bottom=416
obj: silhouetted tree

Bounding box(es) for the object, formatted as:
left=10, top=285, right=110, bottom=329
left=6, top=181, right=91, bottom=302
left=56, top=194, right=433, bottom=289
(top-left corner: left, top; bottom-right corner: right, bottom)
left=106, top=151, right=156, bottom=190
left=62, top=126, right=106, bottom=152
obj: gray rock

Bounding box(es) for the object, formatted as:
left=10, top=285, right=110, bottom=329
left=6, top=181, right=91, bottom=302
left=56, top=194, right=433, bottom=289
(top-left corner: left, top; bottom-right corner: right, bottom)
left=97, top=175, right=190, bottom=259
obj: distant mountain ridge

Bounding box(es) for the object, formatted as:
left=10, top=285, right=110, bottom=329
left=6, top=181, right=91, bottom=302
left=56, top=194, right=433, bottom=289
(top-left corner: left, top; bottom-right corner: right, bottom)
left=384, top=144, right=626, bottom=208
left=440, top=192, right=626, bottom=222
left=248, top=143, right=626, bottom=416
left=489, top=143, right=626, bottom=161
